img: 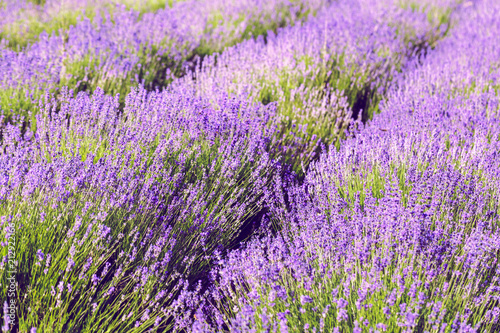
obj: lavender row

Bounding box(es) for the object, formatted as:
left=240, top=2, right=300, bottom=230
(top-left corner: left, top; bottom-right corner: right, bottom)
left=0, top=0, right=184, bottom=49
left=0, top=84, right=285, bottom=331
left=0, top=0, right=124, bottom=50
left=175, top=0, right=457, bottom=174
left=193, top=0, right=500, bottom=331
left=0, top=0, right=327, bottom=119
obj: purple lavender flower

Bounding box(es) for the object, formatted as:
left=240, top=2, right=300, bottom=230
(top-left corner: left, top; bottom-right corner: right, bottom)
left=36, top=249, right=44, bottom=261
left=300, top=294, right=313, bottom=305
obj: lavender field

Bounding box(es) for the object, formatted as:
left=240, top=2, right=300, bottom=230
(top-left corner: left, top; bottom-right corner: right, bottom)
left=1, top=0, right=499, bottom=332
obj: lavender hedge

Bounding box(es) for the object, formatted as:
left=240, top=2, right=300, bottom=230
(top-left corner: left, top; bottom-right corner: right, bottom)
left=0, top=85, right=283, bottom=331
left=193, top=0, right=500, bottom=331
left=0, top=0, right=117, bottom=50
left=176, top=0, right=455, bottom=174
left=0, top=0, right=327, bottom=119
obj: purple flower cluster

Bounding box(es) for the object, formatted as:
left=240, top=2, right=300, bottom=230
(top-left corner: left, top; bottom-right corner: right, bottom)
left=194, top=0, right=500, bottom=331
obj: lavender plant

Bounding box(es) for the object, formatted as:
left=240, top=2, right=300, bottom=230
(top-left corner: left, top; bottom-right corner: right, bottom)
left=200, top=161, right=500, bottom=331
left=0, top=0, right=327, bottom=120
left=0, top=86, right=283, bottom=332
left=177, top=0, right=459, bottom=177
left=190, top=0, right=500, bottom=331
left=0, top=0, right=114, bottom=50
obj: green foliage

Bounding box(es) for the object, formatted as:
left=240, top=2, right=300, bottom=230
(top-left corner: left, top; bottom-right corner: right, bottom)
left=114, top=0, right=181, bottom=14
left=1, top=8, right=98, bottom=50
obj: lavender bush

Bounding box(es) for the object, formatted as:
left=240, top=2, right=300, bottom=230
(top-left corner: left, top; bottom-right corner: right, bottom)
left=0, top=0, right=327, bottom=119
left=0, top=86, right=283, bottom=331
left=190, top=0, right=500, bottom=331
left=177, top=0, right=456, bottom=174
left=0, top=0, right=121, bottom=50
